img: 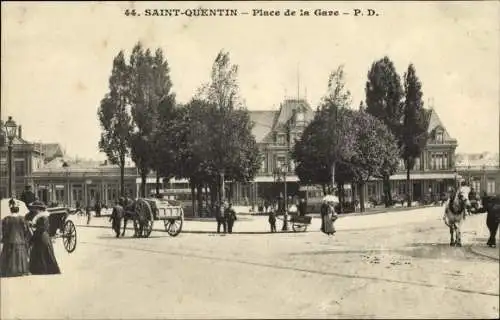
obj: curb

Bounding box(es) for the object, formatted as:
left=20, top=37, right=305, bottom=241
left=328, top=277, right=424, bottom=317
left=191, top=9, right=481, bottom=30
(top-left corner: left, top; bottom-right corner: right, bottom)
left=469, top=245, right=500, bottom=261
left=74, top=223, right=306, bottom=235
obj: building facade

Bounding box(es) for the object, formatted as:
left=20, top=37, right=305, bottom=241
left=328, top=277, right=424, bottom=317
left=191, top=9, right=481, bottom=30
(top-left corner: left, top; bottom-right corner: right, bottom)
left=226, top=98, right=498, bottom=206
left=2, top=100, right=498, bottom=210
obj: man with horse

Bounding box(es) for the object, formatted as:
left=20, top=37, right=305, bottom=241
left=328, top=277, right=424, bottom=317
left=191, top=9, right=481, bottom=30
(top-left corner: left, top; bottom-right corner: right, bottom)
left=478, top=192, right=500, bottom=248
left=443, top=181, right=471, bottom=247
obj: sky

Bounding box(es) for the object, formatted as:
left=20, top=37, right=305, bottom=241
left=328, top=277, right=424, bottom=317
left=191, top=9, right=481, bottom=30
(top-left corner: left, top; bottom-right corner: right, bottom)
left=2, top=1, right=499, bottom=160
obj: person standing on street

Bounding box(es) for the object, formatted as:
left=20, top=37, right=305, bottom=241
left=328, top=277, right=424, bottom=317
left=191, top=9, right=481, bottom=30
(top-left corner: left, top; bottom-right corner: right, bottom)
left=29, top=214, right=61, bottom=275
left=320, top=199, right=329, bottom=233
left=215, top=201, right=227, bottom=234
left=268, top=210, right=277, bottom=233
left=109, top=198, right=124, bottom=238
left=226, top=203, right=237, bottom=234
left=20, top=185, right=36, bottom=207
left=0, top=200, right=30, bottom=278
left=298, top=198, right=307, bottom=216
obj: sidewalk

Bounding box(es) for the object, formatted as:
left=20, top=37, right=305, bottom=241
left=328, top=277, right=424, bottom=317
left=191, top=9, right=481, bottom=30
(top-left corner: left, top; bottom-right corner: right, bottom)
left=72, top=206, right=447, bottom=234
left=463, top=214, right=500, bottom=261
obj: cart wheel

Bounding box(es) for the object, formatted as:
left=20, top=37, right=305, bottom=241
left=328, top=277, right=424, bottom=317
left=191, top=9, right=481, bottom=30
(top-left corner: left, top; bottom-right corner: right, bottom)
left=165, top=218, right=183, bottom=237
left=142, top=219, right=154, bottom=238
left=134, top=199, right=154, bottom=238
left=62, top=220, right=77, bottom=253
left=292, top=223, right=307, bottom=233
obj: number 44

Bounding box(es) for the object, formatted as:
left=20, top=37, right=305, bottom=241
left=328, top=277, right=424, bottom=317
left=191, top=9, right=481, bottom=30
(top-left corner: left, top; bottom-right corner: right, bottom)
left=125, top=9, right=138, bottom=16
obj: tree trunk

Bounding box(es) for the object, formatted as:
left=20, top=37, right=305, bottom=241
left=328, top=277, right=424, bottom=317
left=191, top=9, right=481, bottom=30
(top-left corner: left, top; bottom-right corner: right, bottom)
left=190, top=179, right=196, bottom=218
left=359, top=182, right=366, bottom=212
left=336, top=182, right=344, bottom=213
left=140, top=169, right=147, bottom=198
left=196, top=184, right=203, bottom=217
left=210, top=182, right=217, bottom=216
left=406, top=164, right=412, bottom=207
left=155, top=173, right=161, bottom=196
left=204, top=184, right=209, bottom=210
left=383, top=176, right=392, bottom=207
left=120, top=159, right=125, bottom=197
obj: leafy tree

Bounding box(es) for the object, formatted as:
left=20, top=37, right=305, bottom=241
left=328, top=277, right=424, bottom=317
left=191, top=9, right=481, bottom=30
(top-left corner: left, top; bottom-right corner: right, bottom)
left=293, top=66, right=352, bottom=199
left=365, top=56, right=404, bottom=206
left=149, top=48, right=176, bottom=195
left=347, top=110, right=401, bottom=212
left=196, top=50, right=259, bottom=205
left=401, top=64, right=428, bottom=207
left=97, top=51, right=133, bottom=197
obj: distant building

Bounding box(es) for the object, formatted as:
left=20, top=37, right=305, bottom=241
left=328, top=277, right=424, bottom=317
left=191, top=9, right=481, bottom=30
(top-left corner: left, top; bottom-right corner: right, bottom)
left=456, top=152, right=499, bottom=195
left=163, top=97, right=469, bottom=205
left=0, top=123, right=137, bottom=206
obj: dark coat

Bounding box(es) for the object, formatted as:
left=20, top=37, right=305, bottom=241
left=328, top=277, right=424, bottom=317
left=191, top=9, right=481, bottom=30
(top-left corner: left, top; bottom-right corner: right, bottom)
left=29, top=216, right=61, bottom=275
left=110, top=205, right=124, bottom=227
left=0, top=215, right=30, bottom=277
left=298, top=201, right=307, bottom=216
left=226, top=208, right=237, bottom=222
left=20, top=190, right=36, bottom=206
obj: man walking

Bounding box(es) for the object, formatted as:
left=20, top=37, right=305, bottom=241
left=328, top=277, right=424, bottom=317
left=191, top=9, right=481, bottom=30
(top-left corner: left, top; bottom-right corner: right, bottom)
left=225, top=203, right=237, bottom=234
left=215, top=201, right=227, bottom=234
left=109, top=198, right=124, bottom=238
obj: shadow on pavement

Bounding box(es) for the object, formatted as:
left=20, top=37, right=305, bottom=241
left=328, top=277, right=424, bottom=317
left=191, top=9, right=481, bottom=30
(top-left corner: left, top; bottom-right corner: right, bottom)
left=397, top=242, right=496, bottom=263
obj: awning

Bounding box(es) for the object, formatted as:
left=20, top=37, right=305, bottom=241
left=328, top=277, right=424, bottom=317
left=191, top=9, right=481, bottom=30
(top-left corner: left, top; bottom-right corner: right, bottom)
left=135, top=177, right=164, bottom=184
left=385, top=173, right=458, bottom=181
left=253, top=176, right=300, bottom=183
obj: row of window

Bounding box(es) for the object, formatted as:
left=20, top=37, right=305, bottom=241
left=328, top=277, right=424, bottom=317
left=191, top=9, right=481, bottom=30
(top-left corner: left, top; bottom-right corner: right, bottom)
left=0, top=159, right=27, bottom=176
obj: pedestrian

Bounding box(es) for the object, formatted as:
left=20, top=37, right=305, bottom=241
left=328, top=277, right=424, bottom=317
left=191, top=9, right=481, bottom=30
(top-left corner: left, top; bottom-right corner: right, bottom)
left=215, top=201, right=227, bottom=234
left=0, top=200, right=30, bottom=278
left=482, top=192, right=500, bottom=248
left=226, top=203, right=237, bottom=234
left=268, top=210, right=277, bottom=233
left=109, top=198, right=124, bottom=238
left=94, top=200, right=102, bottom=217
left=320, top=199, right=329, bottom=233
left=20, top=185, right=36, bottom=207
left=298, top=198, right=307, bottom=216
left=85, top=199, right=92, bottom=225
left=29, top=214, right=61, bottom=275
left=322, top=201, right=337, bottom=236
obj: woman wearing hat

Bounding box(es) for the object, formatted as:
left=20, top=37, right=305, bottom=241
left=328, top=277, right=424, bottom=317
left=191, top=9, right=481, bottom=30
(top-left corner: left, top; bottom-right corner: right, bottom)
left=29, top=214, right=61, bottom=275
left=0, top=199, right=30, bottom=277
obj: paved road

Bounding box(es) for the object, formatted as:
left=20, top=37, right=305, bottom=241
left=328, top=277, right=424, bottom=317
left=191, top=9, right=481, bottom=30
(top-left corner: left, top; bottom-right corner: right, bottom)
left=1, top=207, right=498, bottom=319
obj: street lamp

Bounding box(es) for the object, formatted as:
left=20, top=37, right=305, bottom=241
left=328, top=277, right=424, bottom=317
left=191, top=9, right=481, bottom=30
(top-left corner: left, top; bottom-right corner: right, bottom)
left=453, top=168, right=458, bottom=189
left=4, top=116, right=17, bottom=197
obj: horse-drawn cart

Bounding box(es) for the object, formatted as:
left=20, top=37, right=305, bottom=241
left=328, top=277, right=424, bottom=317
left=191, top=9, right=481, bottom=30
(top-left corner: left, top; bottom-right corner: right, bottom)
left=128, top=198, right=184, bottom=238
left=29, top=207, right=77, bottom=253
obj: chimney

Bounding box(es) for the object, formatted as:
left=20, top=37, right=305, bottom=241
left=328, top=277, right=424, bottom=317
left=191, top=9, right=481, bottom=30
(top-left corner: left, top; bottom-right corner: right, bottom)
left=18, top=126, right=22, bottom=139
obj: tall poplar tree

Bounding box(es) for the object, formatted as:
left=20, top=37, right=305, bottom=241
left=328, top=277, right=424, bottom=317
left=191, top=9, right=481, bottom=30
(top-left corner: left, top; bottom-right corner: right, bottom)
left=98, top=51, right=132, bottom=197
left=402, top=64, right=428, bottom=207
left=365, top=56, right=404, bottom=206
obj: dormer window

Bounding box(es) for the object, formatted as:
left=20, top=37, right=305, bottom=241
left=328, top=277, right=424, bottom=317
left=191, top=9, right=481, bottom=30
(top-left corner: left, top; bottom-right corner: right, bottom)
left=277, top=134, right=286, bottom=145
left=435, top=130, right=444, bottom=143
left=296, top=109, right=305, bottom=123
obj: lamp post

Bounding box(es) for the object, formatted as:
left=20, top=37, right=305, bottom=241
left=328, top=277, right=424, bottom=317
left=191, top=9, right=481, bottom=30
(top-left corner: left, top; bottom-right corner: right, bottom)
left=453, top=168, right=458, bottom=189
left=4, top=116, right=17, bottom=198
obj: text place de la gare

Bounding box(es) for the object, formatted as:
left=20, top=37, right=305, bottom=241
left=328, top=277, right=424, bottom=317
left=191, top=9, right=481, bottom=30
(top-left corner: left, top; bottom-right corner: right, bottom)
left=137, top=8, right=379, bottom=17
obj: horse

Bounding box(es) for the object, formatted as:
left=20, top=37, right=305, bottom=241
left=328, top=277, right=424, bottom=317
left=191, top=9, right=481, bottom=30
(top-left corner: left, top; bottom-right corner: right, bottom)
left=478, top=194, right=500, bottom=248
left=120, top=198, right=150, bottom=238
left=443, top=186, right=471, bottom=247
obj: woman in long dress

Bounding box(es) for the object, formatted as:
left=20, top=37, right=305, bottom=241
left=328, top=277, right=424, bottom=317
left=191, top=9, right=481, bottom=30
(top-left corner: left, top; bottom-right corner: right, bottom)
left=0, top=203, right=30, bottom=277
left=322, top=203, right=336, bottom=236
left=29, top=215, right=61, bottom=275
